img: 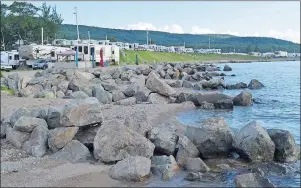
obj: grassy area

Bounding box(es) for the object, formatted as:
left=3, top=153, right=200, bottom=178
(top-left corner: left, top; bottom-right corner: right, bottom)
left=120, top=50, right=263, bottom=64
left=1, top=86, right=15, bottom=95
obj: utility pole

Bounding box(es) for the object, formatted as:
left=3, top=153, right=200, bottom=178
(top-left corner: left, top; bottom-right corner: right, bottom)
left=184, top=42, right=185, bottom=48
left=74, top=7, right=80, bottom=42
left=88, top=31, right=90, bottom=43
left=209, top=38, right=211, bottom=49
left=146, top=29, right=149, bottom=45
left=41, top=27, right=44, bottom=46
left=106, top=34, right=107, bottom=41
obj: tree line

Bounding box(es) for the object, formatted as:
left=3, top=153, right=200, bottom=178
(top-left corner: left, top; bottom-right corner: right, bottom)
left=1, top=1, right=63, bottom=50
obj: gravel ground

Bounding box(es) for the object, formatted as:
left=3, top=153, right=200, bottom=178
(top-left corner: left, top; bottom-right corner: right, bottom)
left=0, top=93, right=195, bottom=187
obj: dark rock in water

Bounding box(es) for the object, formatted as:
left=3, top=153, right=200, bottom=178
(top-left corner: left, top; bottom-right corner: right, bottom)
left=226, top=82, right=248, bottom=90
left=151, top=155, right=180, bottom=180
left=185, top=172, right=202, bottom=181
left=223, top=65, right=232, bottom=71
left=176, top=136, right=200, bottom=167
left=186, top=117, right=234, bottom=158
left=267, top=129, right=300, bottom=163
left=252, top=98, right=264, bottom=104
left=109, top=156, right=151, bottom=181
left=220, top=73, right=227, bottom=76
left=200, top=101, right=215, bottom=110
left=233, top=121, right=275, bottom=162
left=194, top=91, right=232, bottom=106
left=250, top=162, right=295, bottom=176
left=248, top=79, right=264, bottom=89
left=231, top=74, right=236, bottom=77
left=214, top=99, right=234, bottom=110
left=234, top=173, right=275, bottom=187
left=233, top=90, right=253, bottom=106
left=175, top=92, right=196, bottom=104
left=184, top=157, right=210, bottom=173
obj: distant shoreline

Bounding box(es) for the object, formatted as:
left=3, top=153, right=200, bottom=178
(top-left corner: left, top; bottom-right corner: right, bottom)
left=201, top=57, right=300, bottom=64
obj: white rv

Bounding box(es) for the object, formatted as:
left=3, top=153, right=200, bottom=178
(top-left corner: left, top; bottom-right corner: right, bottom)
left=0, top=50, right=21, bottom=69
left=71, top=44, right=120, bottom=64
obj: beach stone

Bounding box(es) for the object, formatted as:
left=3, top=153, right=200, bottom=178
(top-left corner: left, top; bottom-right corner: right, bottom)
left=186, top=117, right=234, bottom=158
left=115, top=97, right=136, bottom=105
left=165, top=79, right=183, bottom=88
left=226, top=82, right=248, bottom=89
left=101, top=79, right=119, bottom=92
left=201, top=78, right=224, bottom=89
left=10, top=107, right=29, bottom=125
left=200, top=101, right=215, bottom=110
left=92, top=86, right=112, bottom=104
left=109, top=68, right=121, bottom=79
left=14, top=116, right=48, bottom=133
left=1, top=119, right=10, bottom=138
left=193, top=83, right=202, bottom=90
left=124, top=111, right=152, bottom=137
left=194, top=91, right=232, bottom=106
left=176, top=136, right=200, bottom=167
left=60, top=103, right=103, bottom=127
left=184, top=157, right=210, bottom=173
left=50, top=140, right=91, bottom=163
left=46, top=106, right=64, bottom=129
left=22, top=125, right=49, bottom=157
left=146, top=71, right=176, bottom=97
left=18, top=76, right=32, bottom=89
left=34, top=90, right=56, bottom=99
left=99, top=74, right=112, bottom=81
left=214, top=99, right=234, bottom=110
left=175, top=92, right=196, bottom=104
left=147, top=93, right=171, bottom=104
left=69, top=91, right=89, bottom=99
left=248, top=79, right=264, bottom=89
left=57, top=80, right=69, bottom=94
left=48, top=127, right=79, bottom=152
left=20, top=84, right=44, bottom=97
left=267, top=129, right=299, bottom=163
left=24, top=106, right=48, bottom=120
left=233, top=90, right=253, bottom=106
left=6, top=127, right=30, bottom=148
left=93, top=123, right=155, bottom=163
left=234, top=173, right=275, bottom=187
left=112, top=90, right=126, bottom=102
left=109, top=156, right=151, bottom=181
left=223, top=64, right=232, bottom=71
left=135, top=87, right=152, bottom=102
left=233, top=121, right=275, bottom=162
left=123, top=83, right=140, bottom=97
left=73, top=125, right=100, bottom=147
left=129, top=75, right=146, bottom=87
left=185, top=172, right=203, bottom=181
left=183, top=80, right=194, bottom=88
left=151, top=155, right=180, bottom=180
left=56, top=90, right=65, bottom=98
left=68, top=78, right=86, bottom=92
left=147, top=123, right=178, bottom=155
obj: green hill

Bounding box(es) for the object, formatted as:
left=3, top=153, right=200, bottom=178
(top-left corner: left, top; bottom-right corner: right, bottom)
left=58, top=24, right=300, bottom=53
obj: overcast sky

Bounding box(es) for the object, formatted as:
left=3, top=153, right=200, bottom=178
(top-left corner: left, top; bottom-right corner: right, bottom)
left=3, top=1, right=300, bottom=43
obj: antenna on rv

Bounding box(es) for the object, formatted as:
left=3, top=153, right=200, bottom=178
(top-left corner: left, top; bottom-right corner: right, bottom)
left=41, top=27, right=44, bottom=46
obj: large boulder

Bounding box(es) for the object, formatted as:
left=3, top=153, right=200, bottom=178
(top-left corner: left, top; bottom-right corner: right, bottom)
left=201, top=79, right=225, bottom=89
left=48, top=127, right=79, bottom=152
left=6, top=127, right=30, bottom=148
left=109, top=156, right=151, bottom=181
left=165, top=80, right=183, bottom=88
left=112, top=90, right=126, bottom=102
left=20, top=84, right=44, bottom=97
left=115, top=97, right=136, bottom=105
left=214, top=99, right=234, bottom=110
left=92, top=86, right=112, bottom=104
left=194, top=91, right=232, bottom=106
left=60, top=103, right=104, bottom=127
left=267, top=129, right=299, bottom=163
left=33, top=90, right=56, bottom=99
left=57, top=80, right=69, bottom=94
left=234, top=173, right=275, bottom=187
left=101, top=79, right=119, bottom=92
left=233, top=90, right=253, bottom=106
left=10, top=107, right=29, bottom=125
left=69, top=91, right=89, bottom=99
left=184, top=157, right=210, bottom=173
left=135, top=87, right=152, bottom=102
left=124, top=83, right=140, bottom=97
left=175, top=136, right=200, bottom=167
left=46, top=106, right=64, bottom=129
left=13, top=116, right=48, bottom=133
left=49, top=140, right=92, bottom=163
left=124, top=111, right=152, bottom=137
left=22, top=125, right=49, bottom=157
left=147, top=124, right=178, bottom=155
left=233, top=121, right=275, bottom=162
left=175, top=92, right=196, bottom=104
left=226, top=82, right=248, bottom=90
left=223, top=64, right=232, bottom=71
left=26, top=106, right=49, bottom=119
left=146, top=71, right=176, bottom=97
left=185, top=117, right=234, bottom=158
left=147, top=93, right=171, bottom=104
left=151, top=155, right=180, bottom=180
left=248, top=79, right=264, bottom=89
left=93, top=122, right=155, bottom=163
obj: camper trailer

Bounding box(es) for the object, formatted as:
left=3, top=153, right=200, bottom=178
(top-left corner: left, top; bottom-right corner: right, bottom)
left=0, top=50, right=21, bottom=69
left=71, top=44, right=120, bottom=64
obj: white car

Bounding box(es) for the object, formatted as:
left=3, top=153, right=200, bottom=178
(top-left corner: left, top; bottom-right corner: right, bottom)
left=1, top=63, right=13, bottom=71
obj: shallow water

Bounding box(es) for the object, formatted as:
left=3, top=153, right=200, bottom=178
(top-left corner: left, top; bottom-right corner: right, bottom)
left=175, top=60, right=300, bottom=187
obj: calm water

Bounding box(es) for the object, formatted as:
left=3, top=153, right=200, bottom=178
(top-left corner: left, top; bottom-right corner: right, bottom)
left=175, top=61, right=300, bottom=187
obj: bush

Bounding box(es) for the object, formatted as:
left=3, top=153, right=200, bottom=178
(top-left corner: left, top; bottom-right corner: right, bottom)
left=1, top=86, right=15, bottom=95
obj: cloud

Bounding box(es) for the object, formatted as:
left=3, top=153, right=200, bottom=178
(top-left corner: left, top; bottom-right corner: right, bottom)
left=268, top=29, right=300, bottom=43
left=191, top=26, right=216, bottom=34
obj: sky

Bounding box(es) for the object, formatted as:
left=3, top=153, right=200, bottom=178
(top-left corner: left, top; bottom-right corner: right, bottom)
left=3, top=1, right=300, bottom=43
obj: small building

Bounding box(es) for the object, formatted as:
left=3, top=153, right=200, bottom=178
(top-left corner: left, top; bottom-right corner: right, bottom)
left=195, top=48, right=221, bottom=54
left=274, top=51, right=288, bottom=57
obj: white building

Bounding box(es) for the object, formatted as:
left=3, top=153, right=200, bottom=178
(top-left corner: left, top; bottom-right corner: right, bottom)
left=195, top=48, right=221, bottom=54
left=274, top=51, right=288, bottom=57
left=288, top=53, right=300, bottom=57
left=185, top=48, right=194, bottom=53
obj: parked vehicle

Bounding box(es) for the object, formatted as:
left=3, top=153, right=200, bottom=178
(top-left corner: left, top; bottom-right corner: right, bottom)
left=0, top=50, right=21, bottom=69
left=32, top=59, right=53, bottom=70
left=0, top=63, right=13, bottom=72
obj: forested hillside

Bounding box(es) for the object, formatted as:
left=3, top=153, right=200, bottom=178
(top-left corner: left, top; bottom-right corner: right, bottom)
left=59, top=24, right=300, bottom=53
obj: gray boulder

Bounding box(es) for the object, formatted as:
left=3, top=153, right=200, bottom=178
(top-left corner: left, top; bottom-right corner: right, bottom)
left=92, top=86, right=112, bottom=104
left=109, top=68, right=121, bottom=79
left=73, top=125, right=100, bottom=147
left=48, top=127, right=79, bottom=152
left=147, top=93, right=171, bottom=104
left=56, top=90, right=65, bottom=98
left=185, top=172, right=203, bottom=181
left=183, top=80, right=194, bottom=88
left=186, top=117, right=234, bottom=158
left=223, top=64, right=232, bottom=71
left=101, top=79, right=119, bottom=92
left=151, top=155, right=180, bottom=180
left=109, top=156, right=151, bottom=181
left=50, top=140, right=92, bottom=163
left=135, top=87, right=152, bottom=102
left=20, top=84, right=44, bottom=97
left=129, top=75, right=146, bottom=87
left=14, top=116, right=48, bottom=133
left=148, top=124, right=178, bottom=155
left=184, top=157, right=210, bottom=173
left=233, top=90, right=253, bottom=106
left=46, top=106, right=64, bottom=129
left=124, top=111, right=152, bottom=137
left=146, top=71, right=176, bottom=97
left=165, top=79, right=183, bottom=88
left=226, top=82, right=248, bottom=90
left=200, top=101, right=215, bottom=110
left=69, top=91, right=89, bottom=99
left=1, top=118, right=10, bottom=138
left=175, top=92, right=196, bottom=104
left=201, top=78, right=224, bottom=89
left=267, top=129, right=299, bottom=163
left=57, top=80, right=69, bottom=94
left=176, top=136, right=200, bottom=167
left=233, top=121, right=275, bottom=162
left=123, top=83, right=140, bottom=97
left=22, top=125, right=49, bottom=157
left=60, top=103, right=103, bottom=127
left=115, top=97, right=136, bottom=105
left=248, top=79, right=264, bottom=89
left=214, top=99, right=234, bottom=110
left=112, top=90, right=126, bottom=102
left=194, top=91, right=232, bottom=106
left=33, top=90, right=56, bottom=99
left=10, top=107, right=29, bottom=125
left=234, top=173, right=275, bottom=187
left=93, top=123, right=155, bottom=163
left=6, top=127, right=30, bottom=148
left=26, top=107, right=49, bottom=119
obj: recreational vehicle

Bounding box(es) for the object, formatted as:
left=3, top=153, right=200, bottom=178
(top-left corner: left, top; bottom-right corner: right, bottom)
left=0, top=50, right=21, bottom=69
